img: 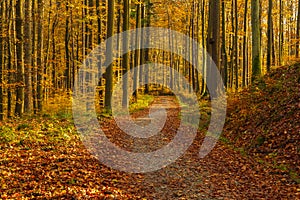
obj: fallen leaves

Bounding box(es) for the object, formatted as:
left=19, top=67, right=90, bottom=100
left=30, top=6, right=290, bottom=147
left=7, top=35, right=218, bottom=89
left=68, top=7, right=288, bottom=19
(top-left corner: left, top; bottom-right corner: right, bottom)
left=0, top=65, right=300, bottom=199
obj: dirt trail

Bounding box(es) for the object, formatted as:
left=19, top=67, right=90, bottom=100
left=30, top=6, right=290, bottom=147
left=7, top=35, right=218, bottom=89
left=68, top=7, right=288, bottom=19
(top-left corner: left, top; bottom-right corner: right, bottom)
left=0, top=96, right=299, bottom=199
left=102, top=96, right=299, bottom=199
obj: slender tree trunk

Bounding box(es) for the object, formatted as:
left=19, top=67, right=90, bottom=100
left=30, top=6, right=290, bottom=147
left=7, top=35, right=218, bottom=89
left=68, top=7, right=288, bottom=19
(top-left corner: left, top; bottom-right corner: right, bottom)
left=200, top=0, right=207, bottom=96
left=96, top=0, right=102, bottom=45
left=267, top=0, right=273, bottom=72
left=251, top=0, right=262, bottom=80
left=221, top=1, right=228, bottom=88
left=207, top=0, right=220, bottom=97
left=139, top=4, right=146, bottom=92
left=82, top=0, right=86, bottom=58
left=144, top=0, right=151, bottom=94
left=122, top=0, right=130, bottom=107
left=7, top=3, right=13, bottom=118
left=167, top=7, right=174, bottom=90
left=230, top=2, right=234, bottom=89
left=279, top=0, right=283, bottom=65
left=24, top=0, right=33, bottom=113
left=65, top=2, right=71, bottom=90
left=37, top=0, right=44, bottom=112
left=133, top=2, right=142, bottom=100
left=15, top=0, right=25, bottom=116
left=44, top=0, right=52, bottom=101
left=88, top=0, right=94, bottom=50
left=70, top=9, right=76, bottom=90
left=32, top=0, right=38, bottom=114
left=51, top=8, right=58, bottom=93
left=234, top=0, right=239, bottom=90
left=296, top=0, right=300, bottom=58
left=116, top=1, right=122, bottom=82
left=242, top=0, right=248, bottom=87
left=0, top=0, right=4, bottom=120
left=104, top=0, right=115, bottom=111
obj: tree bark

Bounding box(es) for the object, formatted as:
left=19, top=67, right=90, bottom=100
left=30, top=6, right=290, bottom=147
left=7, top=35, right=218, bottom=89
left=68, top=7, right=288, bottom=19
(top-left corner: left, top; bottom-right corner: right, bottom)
left=221, top=0, right=228, bottom=88
left=15, top=0, right=25, bottom=116
left=279, top=0, right=283, bottom=65
left=24, top=0, right=33, bottom=113
left=251, top=0, right=262, bottom=80
left=133, top=2, right=142, bottom=100
left=267, top=0, right=273, bottom=72
left=296, top=0, right=300, bottom=58
left=122, top=0, right=130, bottom=107
left=242, top=0, right=248, bottom=87
left=37, top=0, right=44, bottom=112
left=104, top=0, right=115, bottom=112
left=207, top=0, right=220, bottom=97
left=0, top=0, right=4, bottom=120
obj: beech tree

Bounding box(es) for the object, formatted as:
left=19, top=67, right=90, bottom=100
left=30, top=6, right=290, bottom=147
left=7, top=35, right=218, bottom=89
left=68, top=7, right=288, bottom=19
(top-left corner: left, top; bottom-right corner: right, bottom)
left=122, top=0, right=130, bottom=107
left=251, top=0, right=262, bottom=80
left=0, top=0, right=4, bottom=120
left=104, top=0, right=115, bottom=111
left=15, top=0, right=25, bottom=116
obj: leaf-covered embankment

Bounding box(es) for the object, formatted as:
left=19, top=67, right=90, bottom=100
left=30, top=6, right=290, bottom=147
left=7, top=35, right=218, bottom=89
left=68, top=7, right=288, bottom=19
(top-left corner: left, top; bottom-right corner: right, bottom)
left=223, top=63, right=300, bottom=183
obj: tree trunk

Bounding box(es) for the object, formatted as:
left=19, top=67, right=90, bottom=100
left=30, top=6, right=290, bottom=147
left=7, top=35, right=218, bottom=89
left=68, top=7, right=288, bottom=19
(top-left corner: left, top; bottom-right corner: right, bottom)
left=234, top=0, right=239, bottom=90
left=221, top=0, right=228, bottom=88
left=144, top=0, right=151, bottom=94
left=122, top=0, right=130, bottom=107
left=296, top=0, right=300, bottom=58
left=24, top=0, right=33, bottom=113
left=96, top=0, right=102, bottom=45
left=0, top=0, right=4, bottom=120
left=207, top=0, right=220, bottom=97
left=242, top=0, right=248, bottom=87
left=65, top=2, right=71, bottom=90
left=251, top=0, right=262, bottom=80
left=15, top=0, right=25, bottom=116
left=279, top=0, right=283, bottom=65
left=139, top=4, right=146, bottom=92
left=104, top=0, right=115, bottom=112
left=133, top=2, right=142, bottom=100
left=267, top=0, right=273, bottom=72
left=37, top=0, right=44, bottom=112
left=200, top=0, right=207, bottom=96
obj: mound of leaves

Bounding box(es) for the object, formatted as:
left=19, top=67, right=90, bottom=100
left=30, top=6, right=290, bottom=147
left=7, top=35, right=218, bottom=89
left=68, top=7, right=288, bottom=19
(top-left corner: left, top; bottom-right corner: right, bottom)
left=223, top=63, right=300, bottom=183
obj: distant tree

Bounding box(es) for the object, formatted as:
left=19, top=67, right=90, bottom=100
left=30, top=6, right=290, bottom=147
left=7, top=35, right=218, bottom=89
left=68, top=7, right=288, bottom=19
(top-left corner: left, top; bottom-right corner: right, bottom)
left=267, top=0, right=273, bottom=72
left=15, top=0, right=25, bottom=116
left=144, top=0, right=151, bottom=94
left=37, top=0, right=44, bottom=112
left=133, top=2, right=142, bottom=101
left=65, top=2, right=71, bottom=90
left=32, top=0, right=38, bottom=114
left=296, top=0, right=300, bottom=58
left=24, top=0, right=33, bottom=113
left=278, top=0, right=283, bottom=65
left=242, top=0, right=249, bottom=87
left=0, top=0, right=4, bottom=120
left=221, top=0, right=228, bottom=88
left=234, top=0, right=238, bottom=90
left=7, top=0, right=13, bottom=118
left=122, top=0, right=130, bottom=107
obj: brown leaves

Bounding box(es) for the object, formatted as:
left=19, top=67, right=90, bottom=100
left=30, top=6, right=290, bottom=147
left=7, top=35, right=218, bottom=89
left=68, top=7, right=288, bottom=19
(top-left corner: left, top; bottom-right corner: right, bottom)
left=1, top=76, right=300, bottom=200
left=224, top=64, right=300, bottom=187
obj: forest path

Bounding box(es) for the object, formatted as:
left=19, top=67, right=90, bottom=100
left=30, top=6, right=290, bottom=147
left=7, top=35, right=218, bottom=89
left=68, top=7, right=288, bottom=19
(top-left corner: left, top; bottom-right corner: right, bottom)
left=0, top=96, right=298, bottom=199
left=99, top=95, right=298, bottom=199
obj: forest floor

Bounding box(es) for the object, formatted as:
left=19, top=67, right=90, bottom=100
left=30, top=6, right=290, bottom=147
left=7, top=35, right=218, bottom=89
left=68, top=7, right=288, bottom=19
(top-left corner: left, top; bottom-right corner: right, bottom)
left=0, top=64, right=299, bottom=199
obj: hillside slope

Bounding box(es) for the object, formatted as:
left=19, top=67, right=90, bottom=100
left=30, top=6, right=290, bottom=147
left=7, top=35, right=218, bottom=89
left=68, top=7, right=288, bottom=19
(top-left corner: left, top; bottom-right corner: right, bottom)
left=223, top=63, right=300, bottom=183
